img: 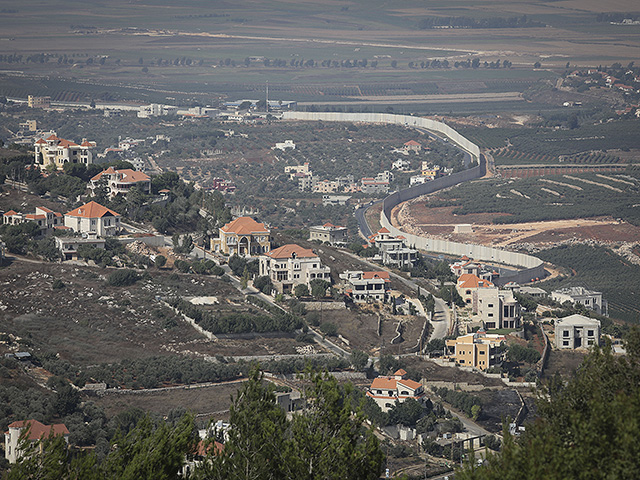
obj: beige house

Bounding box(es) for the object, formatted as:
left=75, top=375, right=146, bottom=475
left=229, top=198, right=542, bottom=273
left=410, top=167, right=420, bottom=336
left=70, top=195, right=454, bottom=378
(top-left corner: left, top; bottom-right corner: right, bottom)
left=211, top=217, right=270, bottom=256
left=476, top=287, right=522, bottom=330
left=555, top=314, right=600, bottom=349
left=5, top=420, right=69, bottom=464
left=259, top=244, right=330, bottom=294
left=552, top=287, right=607, bottom=316
left=340, top=270, right=391, bottom=303
left=445, top=331, right=506, bottom=371
left=34, top=134, right=95, bottom=170
left=456, top=273, right=494, bottom=306
left=3, top=206, right=63, bottom=236
left=89, top=167, right=151, bottom=198
left=64, top=201, right=121, bottom=237
left=308, top=223, right=348, bottom=246
left=366, top=369, right=426, bottom=412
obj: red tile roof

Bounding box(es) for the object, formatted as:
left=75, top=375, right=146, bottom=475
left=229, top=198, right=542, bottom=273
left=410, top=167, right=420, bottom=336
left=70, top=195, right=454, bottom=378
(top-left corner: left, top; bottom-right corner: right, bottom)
left=397, top=378, right=422, bottom=390
left=457, top=273, right=494, bottom=289
left=370, top=377, right=397, bottom=390
left=80, top=140, right=93, bottom=147
left=91, top=168, right=149, bottom=183
left=362, top=271, right=390, bottom=281
left=3, top=210, right=18, bottom=216
left=8, top=420, right=69, bottom=440
left=265, top=244, right=317, bottom=259
left=221, top=216, right=269, bottom=235
left=404, top=140, right=421, bottom=146
left=394, top=368, right=407, bottom=376
left=377, top=227, right=390, bottom=234
left=65, top=201, right=120, bottom=219
left=35, top=139, right=47, bottom=145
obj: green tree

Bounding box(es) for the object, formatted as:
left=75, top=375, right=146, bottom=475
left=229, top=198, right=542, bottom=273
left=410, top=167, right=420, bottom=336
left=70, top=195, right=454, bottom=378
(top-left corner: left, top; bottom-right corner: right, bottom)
left=388, top=398, right=425, bottom=426
left=457, top=329, right=640, bottom=479
left=294, top=283, right=309, bottom=297
left=284, top=371, right=384, bottom=479
left=310, top=279, right=330, bottom=299
left=198, top=368, right=288, bottom=479
left=350, top=350, right=369, bottom=371
left=155, top=255, right=167, bottom=269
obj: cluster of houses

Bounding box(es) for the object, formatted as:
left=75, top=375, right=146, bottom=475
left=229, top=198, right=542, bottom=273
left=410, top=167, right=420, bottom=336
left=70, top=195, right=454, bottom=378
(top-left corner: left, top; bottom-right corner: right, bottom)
left=209, top=216, right=395, bottom=301
left=441, top=255, right=607, bottom=370
left=284, top=162, right=395, bottom=195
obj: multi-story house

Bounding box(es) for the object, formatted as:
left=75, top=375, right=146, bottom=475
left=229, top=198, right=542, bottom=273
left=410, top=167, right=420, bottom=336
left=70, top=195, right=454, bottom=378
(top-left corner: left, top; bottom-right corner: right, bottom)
left=308, top=223, right=348, bottom=246
left=89, top=167, right=151, bottom=198
left=27, top=95, right=50, bottom=108
left=259, top=244, right=331, bottom=295
left=551, top=287, right=607, bottom=316
left=64, top=201, right=121, bottom=237
left=476, top=287, right=522, bottom=330
left=211, top=217, right=271, bottom=256
left=313, top=180, right=340, bottom=193
left=34, top=133, right=95, bottom=170
left=369, top=228, right=418, bottom=268
left=555, top=314, right=601, bottom=349
left=445, top=330, right=506, bottom=371
left=456, top=273, right=494, bottom=306
left=366, top=369, right=426, bottom=412
left=340, top=270, right=391, bottom=303
left=3, top=206, right=63, bottom=236
left=5, top=420, right=69, bottom=464
left=55, top=235, right=106, bottom=261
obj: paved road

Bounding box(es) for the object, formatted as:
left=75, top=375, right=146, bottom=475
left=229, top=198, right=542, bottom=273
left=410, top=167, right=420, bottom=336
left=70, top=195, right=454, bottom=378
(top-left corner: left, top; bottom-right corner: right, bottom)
left=355, top=200, right=382, bottom=240
left=340, top=251, right=452, bottom=344
left=431, top=297, right=451, bottom=340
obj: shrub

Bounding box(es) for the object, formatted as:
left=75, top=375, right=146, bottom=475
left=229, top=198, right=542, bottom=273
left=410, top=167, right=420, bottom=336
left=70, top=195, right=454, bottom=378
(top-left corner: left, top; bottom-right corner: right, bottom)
left=107, top=269, right=140, bottom=287
left=52, top=279, right=65, bottom=290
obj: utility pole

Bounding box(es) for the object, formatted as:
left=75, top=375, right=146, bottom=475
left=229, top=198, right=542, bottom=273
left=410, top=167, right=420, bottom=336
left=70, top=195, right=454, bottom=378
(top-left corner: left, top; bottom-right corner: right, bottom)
left=266, top=80, right=269, bottom=113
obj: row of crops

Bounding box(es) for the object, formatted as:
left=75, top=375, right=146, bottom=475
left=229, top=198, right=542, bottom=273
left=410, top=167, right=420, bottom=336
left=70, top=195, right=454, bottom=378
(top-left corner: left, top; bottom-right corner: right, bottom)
left=493, top=148, right=623, bottom=165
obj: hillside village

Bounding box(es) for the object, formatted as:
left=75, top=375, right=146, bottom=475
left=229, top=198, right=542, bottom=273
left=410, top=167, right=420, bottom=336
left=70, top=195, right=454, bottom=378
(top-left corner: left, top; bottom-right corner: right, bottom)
left=0, top=112, right=626, bottom=475
left=1, top=79, right=638, bottom=477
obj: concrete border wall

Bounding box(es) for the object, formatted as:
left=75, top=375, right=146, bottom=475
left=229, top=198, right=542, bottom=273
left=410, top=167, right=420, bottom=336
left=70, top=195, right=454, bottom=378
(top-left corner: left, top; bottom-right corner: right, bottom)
left=283, top=111, right=480, bottom=159
left=282, top=111, right=545, bottom=285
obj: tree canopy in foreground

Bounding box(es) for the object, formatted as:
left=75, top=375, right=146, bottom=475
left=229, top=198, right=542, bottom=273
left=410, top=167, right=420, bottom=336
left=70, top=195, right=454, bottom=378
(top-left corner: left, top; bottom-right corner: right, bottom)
left=458, top=327, right=640, bottom=480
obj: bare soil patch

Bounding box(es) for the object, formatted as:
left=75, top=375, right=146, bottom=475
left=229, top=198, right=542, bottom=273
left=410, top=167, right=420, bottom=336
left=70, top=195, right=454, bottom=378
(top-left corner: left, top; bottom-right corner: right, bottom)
left=541, top=349, right=586, bottom=380
left=0, top=260, right=305, bottom=365
left=402, top=357, right=505, bottom=387
left=393, top=196, right=640, bottom=248
left=94, top=381, right=245, bottom=420
left=474, top=389, right=522, bottom=434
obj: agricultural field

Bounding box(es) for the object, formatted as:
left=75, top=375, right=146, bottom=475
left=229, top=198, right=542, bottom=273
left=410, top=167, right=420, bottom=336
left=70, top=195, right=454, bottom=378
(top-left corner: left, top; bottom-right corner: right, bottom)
left=460, top=120, right=640, bottom=166
left=1, top=0, right=639, bottom=112
left=537, top=244, right=640, bottom=324
left=414, top=172, right=640, bottom=226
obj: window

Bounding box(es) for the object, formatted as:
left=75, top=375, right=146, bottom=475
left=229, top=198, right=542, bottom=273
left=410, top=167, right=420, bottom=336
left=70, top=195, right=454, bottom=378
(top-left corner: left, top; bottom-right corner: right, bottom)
left=313, top=264, right=318, bottom=269
left=388, top=391, right=394, bottom=396
left=563, top=331, right=570, bottom=337
left=488, top=304, right=493, bottom=308
left=563, top=340, right=569, bottom=346
left=488, top=313, right=494, bottom=317
left=587, top=330, right=594, bottom=337
left=460, top=359, right=465, bottom=364
left=466, top=290, right=471, bottom=295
